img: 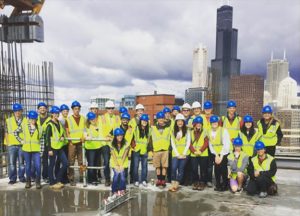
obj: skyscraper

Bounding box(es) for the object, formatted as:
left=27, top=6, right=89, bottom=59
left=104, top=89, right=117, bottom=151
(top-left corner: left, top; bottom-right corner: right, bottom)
left=192, top=44, right=208, bottom=88
left=211, top=5, right=241, bottom=115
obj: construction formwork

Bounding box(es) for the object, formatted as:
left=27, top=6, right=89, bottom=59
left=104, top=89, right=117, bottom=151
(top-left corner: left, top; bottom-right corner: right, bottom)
left=0, top=41, right=54, bottom=152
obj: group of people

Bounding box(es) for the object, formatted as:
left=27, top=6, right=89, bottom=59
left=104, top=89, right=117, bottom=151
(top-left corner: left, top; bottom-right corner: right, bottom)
left=4, top=99, right=282, bottom=198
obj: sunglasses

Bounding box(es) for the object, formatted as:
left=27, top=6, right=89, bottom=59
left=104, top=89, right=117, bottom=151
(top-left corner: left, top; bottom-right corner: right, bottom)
left=106, top=108, right=114, bottom=110
left=182, top=109, right=190, bottom=112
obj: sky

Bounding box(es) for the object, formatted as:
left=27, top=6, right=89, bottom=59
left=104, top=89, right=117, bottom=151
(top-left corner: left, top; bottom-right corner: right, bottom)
left=3, top=0, right=300, bottom=109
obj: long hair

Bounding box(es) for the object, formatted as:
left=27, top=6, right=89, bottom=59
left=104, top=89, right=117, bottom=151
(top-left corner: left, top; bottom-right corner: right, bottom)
left=173, top=120, right=187, bottom=137
left=138, top=121, right=149, bottom=139
left=112, top=135, right=126, bottom=149
left=241, top=122, right=255, bottom=138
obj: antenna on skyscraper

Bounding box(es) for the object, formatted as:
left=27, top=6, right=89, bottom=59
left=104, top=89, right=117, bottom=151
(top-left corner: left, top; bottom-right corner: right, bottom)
left=283, top=49, right=286, bottom=60
left=271, top=51, right=274, bottom=60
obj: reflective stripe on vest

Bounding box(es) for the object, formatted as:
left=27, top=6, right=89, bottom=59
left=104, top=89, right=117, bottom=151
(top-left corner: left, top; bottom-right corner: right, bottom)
left=201, top=114, right=212, bottom=130
left=251, top=154, right=276, bottom=182
left=228, top=151, right=248, bottom=179
left=240, top=131, right=260, bottom=157
left=67, top=115, right=85, bottom=144
left=110, top=144, right=129, bottom=168
left=257, top=120, right=279, bottom=147
left=222, top=116, right=241, bottom=150
left=6, top=116, right=26, bottom=145
left=50, top=122, right=65, bottom=150
left=208, top=127, right=223, bottom=154
left=85, top=125, right=103, bottom=150
left=171, top=133, right=189, bottom=157
left=190, top=129, right=208, bottom=157
left=151, top=126, right=171, bottom=152
left=22, top=123, right=41, bottom=152
left=133, top=127, right=149, bottom=155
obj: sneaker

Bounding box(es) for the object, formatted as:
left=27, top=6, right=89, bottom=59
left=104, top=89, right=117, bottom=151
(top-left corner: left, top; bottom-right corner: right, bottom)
left=36, top=180, right=42, bottom=189
left=207, top=182, right=213, bottom=188
left=134, top=182, right=139, bottom=187
left=142, top=181, right=147, bottom=187
left=92, top=181, right=98, bottom=186
left=8, top=180, right=16, bottom=185
left=259, top=192, right=268, bottom=198
left=161, top=180, right=166, bottom=187
left=19, top=178, right=26, bottom=183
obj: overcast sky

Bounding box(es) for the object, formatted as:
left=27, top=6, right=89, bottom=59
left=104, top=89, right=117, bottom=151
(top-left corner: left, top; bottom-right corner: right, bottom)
left=3, top=0, right=300, bottom=108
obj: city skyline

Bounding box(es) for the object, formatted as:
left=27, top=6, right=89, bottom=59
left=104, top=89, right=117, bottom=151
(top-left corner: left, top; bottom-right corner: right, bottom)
left=2, top=0, right=299, bottom=107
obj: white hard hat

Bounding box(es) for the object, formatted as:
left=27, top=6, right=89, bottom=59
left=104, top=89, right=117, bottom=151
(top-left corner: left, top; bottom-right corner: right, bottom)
left=90, top=102, right=99, bottom=109
left=192, top=101, right=201, bottom=109
left=105, top=100, right=115, bottom=108
left=135, top=104, right=145, bottom=110
left=182, top=103, right=191, bottom=110
left=175, top=113, right=185, bottom=121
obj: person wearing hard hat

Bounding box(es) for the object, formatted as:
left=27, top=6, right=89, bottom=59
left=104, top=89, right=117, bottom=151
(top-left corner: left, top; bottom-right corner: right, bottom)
left=129, top=104, right=145, bottom=129
left=45, top=106, right=68, bottom=190
left=227, top=137, right=249, bottom=194
left=239, top=115, right=260, bottom=158
left=100, top=100, right=120, bottom=186
left=207, top=115, right=231, bottom=191
left=119, top=106, right=128, bottom=116
left=14, top=111, right=42, bottom=189
left=149, top=111, right=172, bottom=187
left=168, top=113, right=191, bottom=192
left=189, top=116, right=209, bottom=191
left=37, top=102, right=51, bottom=183
left=257, top=105, right=283, bottom=157
left=201, top=100, right=214, bottom=188
left=246, top=141, right=277, bottom=198
left=171, top=106, right=180, bottom=119
left=110, top=128, right=130, bottom=196
left=188, top=101, right=202, bottom=128
left=84, top=112, right=103, bottom=185
left=65, top=100, right=86, bottom=186
left=131, top=114, right=151, bottom=187
left=5, top=103, right=26, bottom=184
left=181, top=103, right=191, bottom=125
left=89, top=102, right=99, bottom=115
left=221, top=100, right=243, bottom=151
left=59, top=104, right=70, bottom=127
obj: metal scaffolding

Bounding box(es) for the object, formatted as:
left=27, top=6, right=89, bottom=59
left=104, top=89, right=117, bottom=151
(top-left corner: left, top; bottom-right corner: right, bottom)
left=0, top=41, right=54, bottom=152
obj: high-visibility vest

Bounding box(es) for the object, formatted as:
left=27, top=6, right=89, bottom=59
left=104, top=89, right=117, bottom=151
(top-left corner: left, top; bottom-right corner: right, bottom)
left=208, top=127, right=224, bottom=154
left=251, top=154, right=276, bottom=182
left=85, top=124, right=103, bottom=150
left=151, top=125, right=171, bottom=152
left=5, top=116, right=26, bottom=145
left=129, top=117, right=138, bottom=129
left=49, top=121, right=65, bottom=150
left=239, top=130, right=260, bottom=157
left=67, top=115, right=85, bottom=144
left=190, top=129, right=208, bottom=157
left=110, top=144, right=129, bottom=168
left=257, top=120, right=280, bottom=147
left=22, top=122, right=42, bottom=152
left=228, top=151, right=248, bottom=179
left=201, top=114, right=212, bottom=130
left=188, top=114, right=201, bottom=128
left=222, top=116, right=241, bottom=151
left=133, top=127, right=150, bottom=155
left=171, top=133, right=190, bottom=157
left=101, top=113, right=120, bottom=146
left=37, top=116, right=51, bottom=133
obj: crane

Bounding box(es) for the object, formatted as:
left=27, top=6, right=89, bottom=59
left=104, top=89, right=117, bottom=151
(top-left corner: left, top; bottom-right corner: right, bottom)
left=0, top=0, right=45, bottom=16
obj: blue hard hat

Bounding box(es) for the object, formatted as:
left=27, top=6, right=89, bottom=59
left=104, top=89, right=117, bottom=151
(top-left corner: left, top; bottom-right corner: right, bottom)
left=28, top=110, right=38, bottom=119
left=37, top=102, right=47, bottom=109
left=262, top=105, right=273, bottom=113
left=156, top=111, right=165, bottom=119
left=243, top=115, right=253, bottom=123
left=233, top=137, right=243, bottom=146
left=255, top=141, right=265, bottom=151
left=119, top=106, right=128, bottom=114
left=172, top=105, right=180, bottom=111
left=114, top=128, right=125, bottom=136
left=140, top=114, right=149, bottom=122
left=12, top=103, right=23, bottom=112
left=121, top=112, right=131, bottom=120
left=204, top=101, right=213, bottom=109
left=71, top=100, right=81, bottom=108
left=60, top=104, right=70, bottom=111
left=210, top=115, right=219, bottom=123
left=86, top=112, right=96, bottom=120
left=163, top=107, right=171, bottom=113
left=50, top=106, right=60, bottom=114
left=227, top=100, right=237, bottom=108
left=193, top=116, right=203, bottom=124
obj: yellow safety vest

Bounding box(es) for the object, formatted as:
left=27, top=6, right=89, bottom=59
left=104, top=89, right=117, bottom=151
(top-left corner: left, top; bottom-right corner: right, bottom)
left=110, top=143, right=129, bottom=168
left=200, top=114, right=212, bottom=130
left=128, top=117, right=138, bottom=129
left=22, top=123, right=42, bottom=152
left=251, top=154, right=276, bottom=182
left=257, top=120, right=280, bottom=147
left=239, top=130, right=260, bottom=157
left=171, top=133, right=190, bottom=157
left=101, top=113, right=120, bottom=146
left=190, top=129, right=208, bottom=157
left=222, top=116, right=241, bottom=151
left=133, top=127, right=150, bottom=155
left=228, top=151, right=248, bottom=179
left=49, top=121, right=65, bottom=150
left=151, top=125, right=171, bottom=152
left=37, top=116, right=51, bottom=133
left=67, top=115, right=85, bottom=144
left=85, top=124, right=103, bottom=150
left=5, top=116, right=26, bottom=145
left=208, top=127, right=224, bottom=154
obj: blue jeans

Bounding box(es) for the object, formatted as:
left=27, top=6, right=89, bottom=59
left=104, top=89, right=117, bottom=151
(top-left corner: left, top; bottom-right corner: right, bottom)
left=171, top=157, right=187, bottom=182
left=112, top=168, right=127, bottom=193
left=101, top=145, right=111, bottom=180
left=23, top=152, right=41, bottom=180
left=42, top=146, right=48, bottom=179
left=8, top=145, right=25, bottom=182
left=48, top=149, right=68, bottom=185
left=132, top=151, right=148, bottom=183
left=86, top=148, right=100, bottom=183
